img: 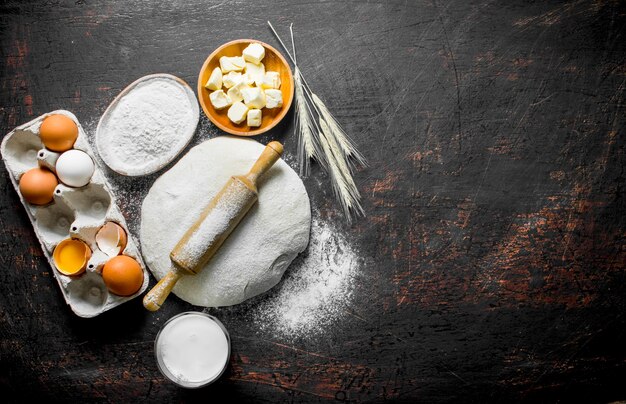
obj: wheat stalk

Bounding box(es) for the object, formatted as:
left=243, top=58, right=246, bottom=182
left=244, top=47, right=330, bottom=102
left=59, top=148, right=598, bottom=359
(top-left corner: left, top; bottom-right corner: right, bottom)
left=312, top=93, right=367, bottom=167
left=294, top=68, right=319, bottom=176
left=318, top=118, right=364, bottom=220
left=268, top=21, right=366, bottom=221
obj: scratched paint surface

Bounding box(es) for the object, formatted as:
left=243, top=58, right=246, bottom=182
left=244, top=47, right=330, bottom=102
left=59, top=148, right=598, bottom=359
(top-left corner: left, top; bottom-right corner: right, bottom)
left=1, top=0, right=625, bottom=402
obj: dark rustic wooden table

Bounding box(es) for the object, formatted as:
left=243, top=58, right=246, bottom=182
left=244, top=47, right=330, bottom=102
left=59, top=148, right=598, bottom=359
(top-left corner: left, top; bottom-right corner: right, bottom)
left=1, top=1, right=625, bottom=402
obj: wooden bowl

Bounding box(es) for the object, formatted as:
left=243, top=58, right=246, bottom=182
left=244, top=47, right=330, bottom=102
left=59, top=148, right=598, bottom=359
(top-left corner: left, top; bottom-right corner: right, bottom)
left=197, top=39, right=294, bottom=137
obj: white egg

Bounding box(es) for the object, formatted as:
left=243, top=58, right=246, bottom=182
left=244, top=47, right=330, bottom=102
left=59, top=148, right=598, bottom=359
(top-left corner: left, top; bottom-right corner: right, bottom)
left=56, top=149, right=95, bottom=187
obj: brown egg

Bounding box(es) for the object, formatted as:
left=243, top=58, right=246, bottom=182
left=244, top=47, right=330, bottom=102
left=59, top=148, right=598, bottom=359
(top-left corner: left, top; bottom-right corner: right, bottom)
left=39, top=114, right=78, bottom=152
left=19, top=167, right=58, bottom=205
left=102, top=255, right=144, bottom=296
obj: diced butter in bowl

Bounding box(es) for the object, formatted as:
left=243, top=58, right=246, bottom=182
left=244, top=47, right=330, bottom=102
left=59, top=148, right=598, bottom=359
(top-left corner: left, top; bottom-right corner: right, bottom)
left=197, top=39, right=294, bottom=137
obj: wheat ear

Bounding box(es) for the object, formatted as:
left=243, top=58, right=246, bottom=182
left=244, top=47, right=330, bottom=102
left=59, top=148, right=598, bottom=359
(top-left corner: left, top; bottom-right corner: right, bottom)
left=312, top=93, right=367, bottom=167
left=294, top=68, right=319, bottom=176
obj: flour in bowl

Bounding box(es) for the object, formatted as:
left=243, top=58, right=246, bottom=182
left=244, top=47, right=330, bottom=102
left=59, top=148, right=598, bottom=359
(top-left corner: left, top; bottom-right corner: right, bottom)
left=96, top=75, right=199, bottom=176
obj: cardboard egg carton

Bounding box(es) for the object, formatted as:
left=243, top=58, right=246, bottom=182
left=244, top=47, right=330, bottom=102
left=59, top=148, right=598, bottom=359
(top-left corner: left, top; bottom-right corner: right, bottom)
left=1, top=110, right=149, bottom=317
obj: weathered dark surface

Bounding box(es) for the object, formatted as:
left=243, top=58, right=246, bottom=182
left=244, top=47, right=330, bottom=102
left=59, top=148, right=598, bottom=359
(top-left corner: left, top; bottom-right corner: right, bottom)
left=1, top=0, right=625, bottom=402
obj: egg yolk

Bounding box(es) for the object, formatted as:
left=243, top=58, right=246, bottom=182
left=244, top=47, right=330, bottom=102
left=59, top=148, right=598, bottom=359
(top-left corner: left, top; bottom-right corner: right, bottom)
left=54, top=239, right=90, bottom=276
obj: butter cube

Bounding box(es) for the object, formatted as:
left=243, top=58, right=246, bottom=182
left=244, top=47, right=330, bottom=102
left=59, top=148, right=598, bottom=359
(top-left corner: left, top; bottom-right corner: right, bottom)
left=247, top=109, right=262, bottom=127
left=220, top=56, right=246, bottom=73
left=209, top=90, right=231, bottom=110
left=262, top=71, right=281, bottom=89
left=264, top=89, right=283, bottom=109
left=245, top=62, right=265, bottom=87
left=205, top=67, right=222, bottom=91
left=242, top=72, right=255, bottom=86
left=242, top=43, right=265, bottom=65
left=227, top=101, right=249, bottom=124
left=241, top=87, right=266, bottom=109
left=223, top=71, right=243, bottom=89
left=227, top=82, right=249, bottom=104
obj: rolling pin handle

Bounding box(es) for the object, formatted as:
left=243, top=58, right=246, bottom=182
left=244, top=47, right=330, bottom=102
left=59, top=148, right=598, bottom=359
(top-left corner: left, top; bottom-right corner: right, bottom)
left=142, top=269, right=184, bottom=312
left=245, top=141, right=283, bottom=185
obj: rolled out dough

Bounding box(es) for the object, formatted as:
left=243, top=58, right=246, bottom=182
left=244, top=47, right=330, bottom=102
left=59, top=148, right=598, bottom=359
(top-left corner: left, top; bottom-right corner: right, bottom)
left=140, top=136, right=311, bottom=307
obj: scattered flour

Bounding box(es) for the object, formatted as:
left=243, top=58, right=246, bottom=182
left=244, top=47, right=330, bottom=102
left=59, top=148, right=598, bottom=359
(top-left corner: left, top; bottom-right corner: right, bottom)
left=250, top=216, right=360, bottom=338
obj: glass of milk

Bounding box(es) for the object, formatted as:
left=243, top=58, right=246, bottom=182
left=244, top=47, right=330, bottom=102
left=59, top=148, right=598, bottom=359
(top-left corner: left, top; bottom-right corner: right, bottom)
left=154, top=311, right=231, bottom=388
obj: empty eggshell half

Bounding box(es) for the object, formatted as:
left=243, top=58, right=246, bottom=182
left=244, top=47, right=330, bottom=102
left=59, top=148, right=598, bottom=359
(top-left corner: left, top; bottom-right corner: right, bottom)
left=96, top=74, right=199, bottom=176
left=96, top=222, right=127, bottom=257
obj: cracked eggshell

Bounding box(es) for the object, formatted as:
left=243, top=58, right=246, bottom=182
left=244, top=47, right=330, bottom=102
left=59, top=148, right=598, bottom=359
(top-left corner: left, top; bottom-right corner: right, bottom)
left=96, top=222, right=127, bottom=257
left=95, top=74, right=200, bottom=176
left=0, top=110, right=150, bottom=318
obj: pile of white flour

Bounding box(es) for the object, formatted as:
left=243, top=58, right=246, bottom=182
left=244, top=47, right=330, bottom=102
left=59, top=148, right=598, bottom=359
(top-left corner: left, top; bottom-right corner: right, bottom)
left=96, top=75, right=199, bottom=176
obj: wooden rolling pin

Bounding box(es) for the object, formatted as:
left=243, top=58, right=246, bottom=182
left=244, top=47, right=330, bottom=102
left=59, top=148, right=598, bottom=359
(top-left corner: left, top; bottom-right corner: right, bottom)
left=143, top=141, right=284, bottom=311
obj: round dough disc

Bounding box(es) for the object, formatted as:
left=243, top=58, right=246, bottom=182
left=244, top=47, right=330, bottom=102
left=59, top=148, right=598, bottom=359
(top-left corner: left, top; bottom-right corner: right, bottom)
left=140, top=136, right=311, bottom=307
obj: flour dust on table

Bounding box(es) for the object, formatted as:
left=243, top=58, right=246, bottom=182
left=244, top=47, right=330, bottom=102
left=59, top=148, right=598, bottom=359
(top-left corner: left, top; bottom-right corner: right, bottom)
left=249, top=216, right=360, bottom=340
